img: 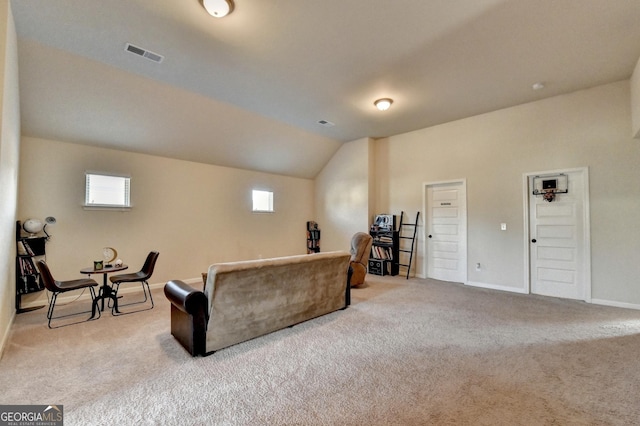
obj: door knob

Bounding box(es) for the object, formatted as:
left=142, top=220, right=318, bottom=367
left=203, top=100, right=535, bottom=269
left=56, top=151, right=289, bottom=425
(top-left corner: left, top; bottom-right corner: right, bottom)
left=428, top=235, right=432, bottom=238
left=531, top=239, right=537, bottom=243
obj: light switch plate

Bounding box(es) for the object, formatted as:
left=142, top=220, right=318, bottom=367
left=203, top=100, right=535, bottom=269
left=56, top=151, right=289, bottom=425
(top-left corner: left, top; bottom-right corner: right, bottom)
left=500, top=223, right=507, bottom=231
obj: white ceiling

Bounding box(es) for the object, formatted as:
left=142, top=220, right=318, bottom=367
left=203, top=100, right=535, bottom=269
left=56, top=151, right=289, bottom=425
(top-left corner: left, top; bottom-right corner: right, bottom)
left=11, top=0, right=640, bottom=178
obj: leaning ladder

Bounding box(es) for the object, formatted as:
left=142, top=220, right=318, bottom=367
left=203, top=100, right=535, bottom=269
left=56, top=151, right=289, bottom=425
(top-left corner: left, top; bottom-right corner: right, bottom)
left=398, top=211, right=420, bottom=279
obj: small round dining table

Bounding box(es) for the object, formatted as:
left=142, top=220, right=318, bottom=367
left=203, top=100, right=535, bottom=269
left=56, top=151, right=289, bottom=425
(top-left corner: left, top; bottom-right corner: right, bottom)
left=80, top=264, right=128, bottom=318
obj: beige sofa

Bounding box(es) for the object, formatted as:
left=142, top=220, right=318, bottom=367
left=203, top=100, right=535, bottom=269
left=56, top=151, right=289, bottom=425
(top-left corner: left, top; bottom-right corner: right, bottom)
left=164, top=251, right=352, bottom=356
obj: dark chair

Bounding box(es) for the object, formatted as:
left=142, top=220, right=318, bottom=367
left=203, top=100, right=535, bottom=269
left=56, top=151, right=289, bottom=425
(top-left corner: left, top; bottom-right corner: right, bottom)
left=109, top=251, right=159, bottom=315
left=36, top=260, right=100, bottom=328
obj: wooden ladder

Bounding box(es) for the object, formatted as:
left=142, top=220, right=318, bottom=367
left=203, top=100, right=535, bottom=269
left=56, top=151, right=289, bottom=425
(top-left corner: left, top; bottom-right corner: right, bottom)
left=398, top=211, right=420, bottom=279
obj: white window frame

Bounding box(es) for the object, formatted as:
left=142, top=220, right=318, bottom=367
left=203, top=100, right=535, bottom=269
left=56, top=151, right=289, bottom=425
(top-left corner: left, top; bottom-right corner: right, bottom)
left=84, top=172, right=131, bottom=210
left=252, top=189, right=274, bottom=213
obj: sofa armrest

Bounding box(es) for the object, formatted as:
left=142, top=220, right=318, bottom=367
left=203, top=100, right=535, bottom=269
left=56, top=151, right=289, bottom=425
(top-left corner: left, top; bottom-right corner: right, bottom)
left=164, top=280, right=208, bottom=319
left=349, top=260, right=368, bottom=288
left=164, top=280, right=209, bottom=356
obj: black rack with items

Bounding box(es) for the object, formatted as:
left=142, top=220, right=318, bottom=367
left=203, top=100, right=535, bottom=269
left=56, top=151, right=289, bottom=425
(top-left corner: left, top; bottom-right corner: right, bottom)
left=368, top=214, right=399, bottom=276
left=306, top=221, right=320, bottom=253
left=15, top=221, right=46, bottom=313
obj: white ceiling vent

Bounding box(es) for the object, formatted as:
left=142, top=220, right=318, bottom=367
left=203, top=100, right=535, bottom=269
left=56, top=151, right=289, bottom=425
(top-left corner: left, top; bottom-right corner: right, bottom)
left=125, top=43, right=164, bottom=63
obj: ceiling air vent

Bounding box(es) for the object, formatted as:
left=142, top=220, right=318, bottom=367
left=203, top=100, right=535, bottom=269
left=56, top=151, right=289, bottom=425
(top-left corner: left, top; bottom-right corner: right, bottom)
left=125, top=43, right=164, bottom=63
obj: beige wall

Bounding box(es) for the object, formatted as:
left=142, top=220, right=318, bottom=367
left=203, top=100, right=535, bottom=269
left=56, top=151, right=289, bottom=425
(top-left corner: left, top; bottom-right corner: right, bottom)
left=17, top=137, right=315, bottom=308
left=315, top=137, right=373, bottom=252
left=632, top=56, right=640, bottom=138
left=372, top=80, right=640, bottom=306
left=384, top=81, right=640, bottom=305
left=0, top=1, right=20, bottom=353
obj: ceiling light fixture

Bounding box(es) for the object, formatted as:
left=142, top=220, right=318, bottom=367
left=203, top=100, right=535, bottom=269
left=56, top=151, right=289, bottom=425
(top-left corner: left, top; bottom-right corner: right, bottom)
left=374, top=98, right=393, bottom=111
left=201, top=0, right=234, bottom=18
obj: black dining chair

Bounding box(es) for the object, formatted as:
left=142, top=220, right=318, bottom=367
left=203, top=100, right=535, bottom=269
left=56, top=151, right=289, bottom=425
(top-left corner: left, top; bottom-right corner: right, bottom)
left=109, top=251, right=159, bottom=315
left=36, top=260, right=100, bottom=328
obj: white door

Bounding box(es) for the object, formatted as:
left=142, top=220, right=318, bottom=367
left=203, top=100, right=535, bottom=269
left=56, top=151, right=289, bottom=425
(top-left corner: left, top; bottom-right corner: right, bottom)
left=424, top=181, right=467, bottom=283
left=528, top=168, right=590, bottom=300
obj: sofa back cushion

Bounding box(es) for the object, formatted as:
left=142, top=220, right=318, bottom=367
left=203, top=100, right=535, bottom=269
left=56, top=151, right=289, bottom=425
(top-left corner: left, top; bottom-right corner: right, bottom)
left=204, top=251, right=350, bottom=352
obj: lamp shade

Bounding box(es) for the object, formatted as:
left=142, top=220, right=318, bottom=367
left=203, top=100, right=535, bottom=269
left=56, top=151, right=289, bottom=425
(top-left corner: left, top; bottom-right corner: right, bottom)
left=23, top=219, right=44, bottom=235
left=43, top=216, right=56, bottom=239
left=202, top=0, right=234, bottom=17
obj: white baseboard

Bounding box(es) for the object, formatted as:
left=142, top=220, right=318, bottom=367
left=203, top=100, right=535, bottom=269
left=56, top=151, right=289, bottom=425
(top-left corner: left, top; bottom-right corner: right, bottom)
left=0, top=310, right=17, bottom=359
left=415, top=276, right=529, bottom=295
left=465, top=283, right=640, bottom=311
left=164, top=277, right=203, bottom=287
left=466, top=280, right=528, bottom=294
left=21, top=277, right=640, bottom=314
left=591, top=298, right=640, bottom=311
left=19, top=277, right=205, bottom=311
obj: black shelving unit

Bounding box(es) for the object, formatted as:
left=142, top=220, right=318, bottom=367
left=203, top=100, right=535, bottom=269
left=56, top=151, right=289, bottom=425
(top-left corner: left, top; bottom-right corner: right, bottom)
left=306, top=221, right=320, bottom=254
left=369, top=214, right=399, bottom=276
left=15, top=221, right=46, bottom=313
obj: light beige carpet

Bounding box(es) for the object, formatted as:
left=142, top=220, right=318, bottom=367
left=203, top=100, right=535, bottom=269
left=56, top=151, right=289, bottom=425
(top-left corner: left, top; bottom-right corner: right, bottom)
left=2, top=276, right=640, bottom=425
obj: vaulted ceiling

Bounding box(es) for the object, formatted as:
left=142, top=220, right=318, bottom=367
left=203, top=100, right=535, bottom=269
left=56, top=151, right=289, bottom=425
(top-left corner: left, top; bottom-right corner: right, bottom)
left=11, top=0, right=640, bottom=178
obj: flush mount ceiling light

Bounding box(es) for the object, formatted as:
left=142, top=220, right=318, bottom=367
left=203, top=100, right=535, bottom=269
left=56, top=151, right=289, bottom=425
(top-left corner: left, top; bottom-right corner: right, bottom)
left=374, top=98, right=393, bottom=111
left=201, top=0, right=234, bottom=18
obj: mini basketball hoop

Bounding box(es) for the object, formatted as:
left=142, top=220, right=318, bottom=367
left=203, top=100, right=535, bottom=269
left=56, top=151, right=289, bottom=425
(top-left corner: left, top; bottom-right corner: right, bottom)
left=532, top=174, right=568, bottom=202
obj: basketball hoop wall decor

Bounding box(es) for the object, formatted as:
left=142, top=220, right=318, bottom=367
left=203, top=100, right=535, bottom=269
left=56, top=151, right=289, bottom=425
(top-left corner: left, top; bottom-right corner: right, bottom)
left=532, top=174, right=568, bottom=202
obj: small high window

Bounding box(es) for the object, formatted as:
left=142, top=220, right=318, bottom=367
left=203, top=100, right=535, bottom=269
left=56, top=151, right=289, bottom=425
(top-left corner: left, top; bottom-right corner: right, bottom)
left=85, top=172, right=131, bottom=209
left=252, top=190, right=274, bottom=212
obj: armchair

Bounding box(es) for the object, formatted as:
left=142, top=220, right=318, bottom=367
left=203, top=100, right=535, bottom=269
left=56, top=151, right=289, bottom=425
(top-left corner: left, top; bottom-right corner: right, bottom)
left=349, top=232, right=373, bottom=287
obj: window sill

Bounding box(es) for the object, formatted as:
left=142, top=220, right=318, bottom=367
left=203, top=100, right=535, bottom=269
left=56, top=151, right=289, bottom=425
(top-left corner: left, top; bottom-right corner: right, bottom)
left=83, top=205, right=132, bottom=211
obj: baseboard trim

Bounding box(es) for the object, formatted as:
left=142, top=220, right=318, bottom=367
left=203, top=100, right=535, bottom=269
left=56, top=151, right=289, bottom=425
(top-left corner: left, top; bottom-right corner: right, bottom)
left=0, top=310, right=17, bottom=360
left=464, top=284, right=640, bottom=311
left=591, top=298, right=640, bottom=311
left=21, top=278, right=639, bottom=312
left=148, top=278, right=203, bottom=291
left=19, top=277, right=205, bottom=310
left=466, top=280, right=528, bottom=294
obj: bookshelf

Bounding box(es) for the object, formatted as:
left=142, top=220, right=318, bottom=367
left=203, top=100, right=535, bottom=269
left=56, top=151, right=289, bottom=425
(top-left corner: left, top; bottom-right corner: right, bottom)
left=16, top=221, right=46, bottom=313
left=369, top=214, right=399, bottom=276
left=306, top=221, right=320, bottom=253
